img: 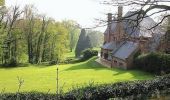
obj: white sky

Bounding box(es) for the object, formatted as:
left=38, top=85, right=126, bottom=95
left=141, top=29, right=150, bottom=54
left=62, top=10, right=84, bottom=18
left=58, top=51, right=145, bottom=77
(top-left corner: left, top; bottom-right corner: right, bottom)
left=6, top=0, right=114, bottom=31
left=6, top=0, right=165, bottom=31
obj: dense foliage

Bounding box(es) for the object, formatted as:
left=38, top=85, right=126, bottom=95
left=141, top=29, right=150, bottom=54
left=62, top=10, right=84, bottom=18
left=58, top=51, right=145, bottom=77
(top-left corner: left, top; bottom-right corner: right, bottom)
left=1, top=74, right=170, bottom=100
left=0, top=0, right=4, bottom=6
left=75, top=29, right=103, bottom=57
left=134, top=52, right=170, bottom=75
left=0, top=5, right=103, bottom=66
left=0, top=5, right=80, bottom=66
left=63, top=75, right=170, bottom=100
left=81, top=49, right=98, bottom=61
left=86, top=30, right=103, bottom=48
left=75, top=29, right=91, bottom=57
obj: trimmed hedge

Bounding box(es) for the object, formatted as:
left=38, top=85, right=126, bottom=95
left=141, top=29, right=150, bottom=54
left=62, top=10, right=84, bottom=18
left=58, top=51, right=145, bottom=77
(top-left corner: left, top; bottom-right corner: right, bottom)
left=1, top=74, right=170, bottom=100
left=81, top=49, right=98, bottom=61
left=134, top=52, right=170, bottom=75
left=63, top=75, right=170, bottom=100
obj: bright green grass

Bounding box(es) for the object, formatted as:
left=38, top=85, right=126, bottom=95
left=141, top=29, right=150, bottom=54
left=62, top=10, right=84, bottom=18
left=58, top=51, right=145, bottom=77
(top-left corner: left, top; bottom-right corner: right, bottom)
left=0, top=57, right=153, bottom=93
left=64, top=51, right=75, bottom=58
left=92, top=47, right=101, bottom=51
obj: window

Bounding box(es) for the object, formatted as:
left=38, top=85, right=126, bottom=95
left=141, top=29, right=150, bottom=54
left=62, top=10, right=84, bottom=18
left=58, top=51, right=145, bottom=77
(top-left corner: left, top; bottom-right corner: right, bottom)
left=119, top=62, right=123, bottom=66
left=104, top=53, right=108, bottom=59
left=114, top=60, right=117, bottom=64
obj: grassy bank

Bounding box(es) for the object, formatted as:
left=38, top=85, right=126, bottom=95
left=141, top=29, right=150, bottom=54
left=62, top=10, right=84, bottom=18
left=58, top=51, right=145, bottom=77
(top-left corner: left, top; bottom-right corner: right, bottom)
left=0, top=57, right=153, bottom=93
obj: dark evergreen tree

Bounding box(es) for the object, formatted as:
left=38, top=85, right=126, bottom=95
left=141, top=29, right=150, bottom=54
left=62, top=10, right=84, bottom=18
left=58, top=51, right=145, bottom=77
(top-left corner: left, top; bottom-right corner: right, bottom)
left=75, top=29, right=86, bottom=57
left=75, top=29, right=92, bottom=57
left=85, top=35, right=92, bottom=49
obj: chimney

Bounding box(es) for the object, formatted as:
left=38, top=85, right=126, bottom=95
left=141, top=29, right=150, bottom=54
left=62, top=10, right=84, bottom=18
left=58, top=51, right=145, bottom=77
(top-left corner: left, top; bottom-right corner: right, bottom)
left=107, top=13, right=112, bottom=25
left=107, top=13, right=112, bottom=42
left=168, top=16, right=170, bottom=31
left=118, top=6, right=123, bottom=19
left=117, top=6, right=123, bottom=43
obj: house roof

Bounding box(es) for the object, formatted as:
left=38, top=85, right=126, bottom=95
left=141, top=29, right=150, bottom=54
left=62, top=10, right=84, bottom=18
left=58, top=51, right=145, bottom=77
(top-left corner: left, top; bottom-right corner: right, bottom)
left=104, top=10, right=165, bottom=52
left=104, top=23, right=117, bottom=35
left=112, top=41, right=139, bottom=60
left=102, top=41, right=139, bottom=60
left=101, top=41, right=124, bottom=50
left=123, top=11, right=157, bottom=38
left=104, top=11, right=159, bottom=38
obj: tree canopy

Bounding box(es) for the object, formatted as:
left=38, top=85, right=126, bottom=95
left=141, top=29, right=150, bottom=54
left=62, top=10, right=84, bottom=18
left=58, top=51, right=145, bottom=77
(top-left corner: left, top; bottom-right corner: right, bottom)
left=0, top=0, right=4, bottom=6
left=0, top=5, right=81, bottom=66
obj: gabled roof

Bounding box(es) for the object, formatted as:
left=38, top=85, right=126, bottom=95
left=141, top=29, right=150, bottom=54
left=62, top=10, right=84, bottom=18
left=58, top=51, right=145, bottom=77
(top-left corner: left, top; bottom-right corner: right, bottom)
left=103, top=10, right=165, bottom=52
left=102, top=41, right=139, bottom=60
left=112, top=41, right=139, bottom=60
left=101, top=41, right=124, bottom=50
left=104, top=22, right=117, bottom=35
left=104, top=11, right=160, bottom=38
left=123, top=11, right=157, bottom=38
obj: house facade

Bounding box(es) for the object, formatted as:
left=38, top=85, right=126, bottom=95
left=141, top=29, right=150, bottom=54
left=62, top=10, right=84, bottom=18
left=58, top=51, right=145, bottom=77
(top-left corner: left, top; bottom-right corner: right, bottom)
left=100, top=6, right=164, bottom=69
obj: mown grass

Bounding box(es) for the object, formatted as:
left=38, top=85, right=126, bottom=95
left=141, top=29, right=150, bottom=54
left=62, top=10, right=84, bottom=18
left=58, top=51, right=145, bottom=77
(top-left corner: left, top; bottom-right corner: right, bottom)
left=0, top=57, right=153, bottom=93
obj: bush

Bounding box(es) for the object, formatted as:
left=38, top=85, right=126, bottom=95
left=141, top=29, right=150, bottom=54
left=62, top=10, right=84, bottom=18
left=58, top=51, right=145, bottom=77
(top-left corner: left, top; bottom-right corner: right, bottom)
left=49, top=60, right=58, bottom=65
left=81, top=48, right=98, bottom=61
left=134, top=52, right=170, bottom=75
left=63, top=74, right=170, bottom=100
left=2, top=74, right=170, bottom=100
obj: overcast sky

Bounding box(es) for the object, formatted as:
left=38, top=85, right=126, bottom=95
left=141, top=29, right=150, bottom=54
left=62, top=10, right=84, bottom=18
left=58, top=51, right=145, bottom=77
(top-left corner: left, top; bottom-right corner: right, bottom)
left=5, top=0, right=170, bottom=32
left=6, top=0, right=117, bottom=31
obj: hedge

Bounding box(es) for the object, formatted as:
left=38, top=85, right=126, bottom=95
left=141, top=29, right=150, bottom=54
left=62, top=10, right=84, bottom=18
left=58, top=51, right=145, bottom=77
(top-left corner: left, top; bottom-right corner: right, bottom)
left=81, top=48, right=98, bottom=61
left=134, top=52, right=170, bottom=75
left=63, top=75, right=170, bottom=100
left=1, top=74, right=170, bottom=100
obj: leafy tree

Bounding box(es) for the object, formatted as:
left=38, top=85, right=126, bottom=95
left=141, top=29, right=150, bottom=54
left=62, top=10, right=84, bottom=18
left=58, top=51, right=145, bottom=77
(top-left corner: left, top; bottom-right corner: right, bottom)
left=0, top=4, right=80, bottom=66
left=86, top=30, right=103, bottom=48
left=0, top=0, right=4, bottom=6
left=51, top=22, right=69, bottom=62
left=62, top=20, right=80, bottom=52
left=2, top=6, right=23, bottom=66
left=23, top=5, right=37, bottom=64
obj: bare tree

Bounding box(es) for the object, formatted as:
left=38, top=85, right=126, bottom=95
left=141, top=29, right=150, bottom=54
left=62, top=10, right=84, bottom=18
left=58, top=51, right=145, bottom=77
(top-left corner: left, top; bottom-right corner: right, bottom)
left=97, top=0, right=170, bottom=30
left=91, top=0, right=170, bottom=53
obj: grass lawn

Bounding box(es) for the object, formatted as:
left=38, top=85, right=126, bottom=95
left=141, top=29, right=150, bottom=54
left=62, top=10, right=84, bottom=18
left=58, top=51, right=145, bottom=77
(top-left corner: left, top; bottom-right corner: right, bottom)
left=64, top=51, right=75, bottom=58
left=0, top=57, right=153, bottom=93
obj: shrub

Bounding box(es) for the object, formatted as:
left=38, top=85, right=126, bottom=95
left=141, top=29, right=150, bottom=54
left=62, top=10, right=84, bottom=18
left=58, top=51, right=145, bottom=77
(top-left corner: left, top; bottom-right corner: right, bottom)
left=63, top=74, right=170, bottom=100
left=49, top=60, right=58, bottom=65
left=2, top=74, right=170, bottom=100
left=134, top=52, right=170, bottom=75
left=81, top=48, right=98, bottom=61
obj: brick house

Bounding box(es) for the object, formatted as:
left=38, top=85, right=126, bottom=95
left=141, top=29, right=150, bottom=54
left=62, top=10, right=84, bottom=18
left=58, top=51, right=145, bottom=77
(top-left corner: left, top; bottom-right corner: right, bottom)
left=158, top=17, right=170, bottom=53
left=100, top=6, right=164, bottom=69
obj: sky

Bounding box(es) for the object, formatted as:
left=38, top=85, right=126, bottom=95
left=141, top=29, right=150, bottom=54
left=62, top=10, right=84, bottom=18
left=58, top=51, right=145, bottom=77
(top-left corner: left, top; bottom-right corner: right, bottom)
left=6, top=0, right=114, bottom=31
left=5, top=0, right=170, bottom=32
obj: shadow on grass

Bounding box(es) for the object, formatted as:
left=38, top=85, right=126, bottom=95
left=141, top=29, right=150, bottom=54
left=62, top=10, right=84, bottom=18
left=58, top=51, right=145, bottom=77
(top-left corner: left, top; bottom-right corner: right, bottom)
left=0, top=63, right=52, bottom=69
left=64, top=57, right=153, bottom=79
left=64, top=57, right=128, bottom=74
left=0, top=63, right=31, bottom=69
left=64, top=57, right=111, bottom=71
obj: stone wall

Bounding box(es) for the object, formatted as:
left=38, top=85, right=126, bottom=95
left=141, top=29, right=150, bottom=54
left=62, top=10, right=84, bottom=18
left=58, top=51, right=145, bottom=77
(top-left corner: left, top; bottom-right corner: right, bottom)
left=111, top=57, right=127, bottom=69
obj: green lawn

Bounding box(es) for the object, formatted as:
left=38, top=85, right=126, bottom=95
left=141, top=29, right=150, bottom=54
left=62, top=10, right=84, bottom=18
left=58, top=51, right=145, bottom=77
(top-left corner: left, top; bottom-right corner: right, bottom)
left=0, top=57, right=153, bottom=93
left=64, top=51, right=75, bottom=58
